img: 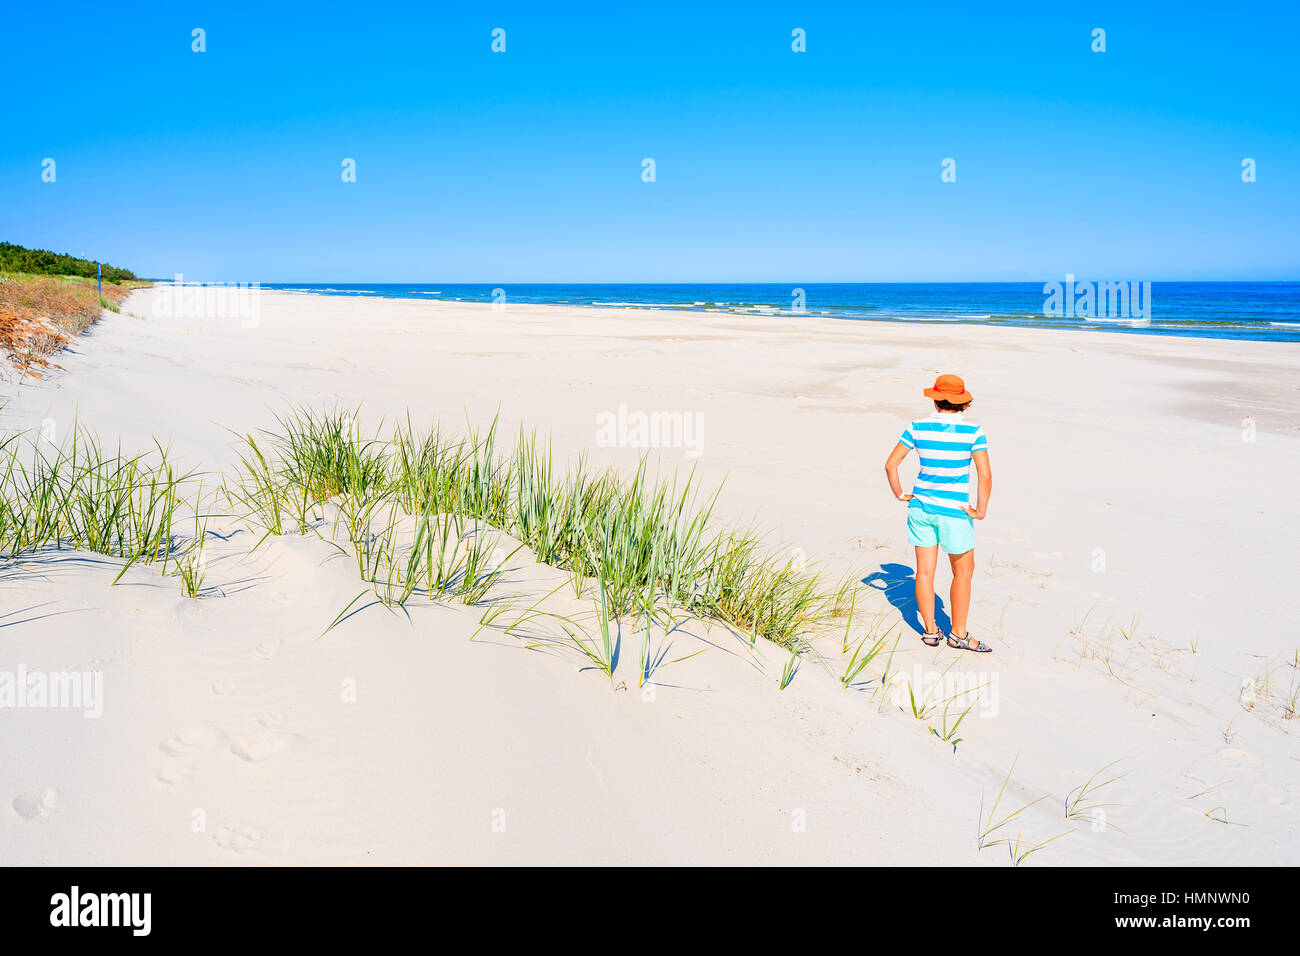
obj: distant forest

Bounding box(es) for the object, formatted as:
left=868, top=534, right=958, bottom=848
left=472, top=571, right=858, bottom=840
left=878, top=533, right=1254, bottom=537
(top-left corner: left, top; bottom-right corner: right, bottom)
left=0, top=241, right=137, bottom=283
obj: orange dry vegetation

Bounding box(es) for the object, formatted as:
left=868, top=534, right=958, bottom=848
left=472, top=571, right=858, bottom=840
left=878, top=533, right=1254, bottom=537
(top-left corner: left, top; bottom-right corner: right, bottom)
left=0, top=275, right=136, bottom=377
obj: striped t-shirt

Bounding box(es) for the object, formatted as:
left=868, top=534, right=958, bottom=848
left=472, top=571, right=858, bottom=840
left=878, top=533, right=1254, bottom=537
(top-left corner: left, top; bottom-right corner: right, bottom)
left=898, top=414, right=988, bottom=518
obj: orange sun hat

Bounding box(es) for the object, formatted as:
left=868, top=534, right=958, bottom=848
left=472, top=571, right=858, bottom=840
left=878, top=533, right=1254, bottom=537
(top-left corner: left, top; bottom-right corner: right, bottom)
left=923, top=374, right=973, bottom=403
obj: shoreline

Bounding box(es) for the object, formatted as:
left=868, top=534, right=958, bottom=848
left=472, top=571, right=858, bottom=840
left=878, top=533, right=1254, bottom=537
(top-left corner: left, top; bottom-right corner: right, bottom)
left=232, top=286, right=1300, bottom=359
left=173, top=281, right=1300, bottom=345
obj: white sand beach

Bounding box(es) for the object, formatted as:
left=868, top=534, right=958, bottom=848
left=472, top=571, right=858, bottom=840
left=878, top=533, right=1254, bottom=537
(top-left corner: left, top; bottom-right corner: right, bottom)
left=1, top=287, right=1297, bottom=866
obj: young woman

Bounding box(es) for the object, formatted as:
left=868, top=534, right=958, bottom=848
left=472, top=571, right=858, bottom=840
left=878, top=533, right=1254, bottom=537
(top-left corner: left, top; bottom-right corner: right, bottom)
left=883, top=374, right=993, bottom=652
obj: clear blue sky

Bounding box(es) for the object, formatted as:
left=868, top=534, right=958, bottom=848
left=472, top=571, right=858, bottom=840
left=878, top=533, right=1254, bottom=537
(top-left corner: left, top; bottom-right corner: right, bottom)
left=3, top=1, right=1297, bottom=282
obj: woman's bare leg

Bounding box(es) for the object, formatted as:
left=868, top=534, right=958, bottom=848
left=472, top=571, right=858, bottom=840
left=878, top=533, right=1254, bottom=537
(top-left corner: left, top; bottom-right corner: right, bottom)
left=948, top=549, right=975, bottom=636
left=914, top=545, right=939, bottom=633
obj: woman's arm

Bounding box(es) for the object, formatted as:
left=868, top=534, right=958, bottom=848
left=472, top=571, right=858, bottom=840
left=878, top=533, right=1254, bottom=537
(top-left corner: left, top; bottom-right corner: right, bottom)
left=964, top=449, right=992, bottom=519
left=884, top=442, right=913, bottom=500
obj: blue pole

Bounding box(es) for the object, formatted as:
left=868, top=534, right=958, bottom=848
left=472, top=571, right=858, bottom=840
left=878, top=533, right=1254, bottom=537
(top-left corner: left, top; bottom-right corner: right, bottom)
left=97, top=262, right=101, bottom=295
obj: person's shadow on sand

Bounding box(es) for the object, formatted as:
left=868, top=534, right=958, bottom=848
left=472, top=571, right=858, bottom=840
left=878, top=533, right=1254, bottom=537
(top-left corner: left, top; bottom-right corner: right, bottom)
left=863, top=563, right=950, bottom=636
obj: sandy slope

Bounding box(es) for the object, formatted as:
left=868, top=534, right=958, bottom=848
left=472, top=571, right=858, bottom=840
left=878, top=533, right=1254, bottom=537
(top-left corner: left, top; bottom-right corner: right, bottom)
left=1, top=287, right=1297, bottom=865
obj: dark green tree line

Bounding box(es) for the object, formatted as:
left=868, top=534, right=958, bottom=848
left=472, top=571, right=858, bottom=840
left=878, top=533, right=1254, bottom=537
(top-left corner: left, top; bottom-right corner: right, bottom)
left=0, top=241, right=137, bottom=283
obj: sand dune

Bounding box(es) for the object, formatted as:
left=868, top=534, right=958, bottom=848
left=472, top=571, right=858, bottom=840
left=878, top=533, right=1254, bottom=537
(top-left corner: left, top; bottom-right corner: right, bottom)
left=1, top=287, right=1296, bottom=865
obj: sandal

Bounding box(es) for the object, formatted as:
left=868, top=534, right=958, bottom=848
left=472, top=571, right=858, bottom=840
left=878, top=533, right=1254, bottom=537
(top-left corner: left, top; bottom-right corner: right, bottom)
left=921, top=627, right=942, bottom=647
left=947, top=631, right=992, bottom=653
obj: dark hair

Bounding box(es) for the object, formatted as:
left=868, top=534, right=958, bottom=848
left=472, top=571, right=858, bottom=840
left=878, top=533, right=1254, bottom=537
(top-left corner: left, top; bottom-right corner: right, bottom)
left=934, top=398, right=972, bottom=413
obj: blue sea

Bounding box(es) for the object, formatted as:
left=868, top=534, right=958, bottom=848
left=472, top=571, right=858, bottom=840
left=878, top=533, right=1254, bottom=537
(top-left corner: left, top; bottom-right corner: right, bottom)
left=257, top=282, right=1300, bottom=342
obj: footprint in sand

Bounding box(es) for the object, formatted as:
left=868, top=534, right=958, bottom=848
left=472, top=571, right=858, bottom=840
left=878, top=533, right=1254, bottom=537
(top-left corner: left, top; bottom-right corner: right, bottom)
left=230, top=730, right=293, bottom=762
left=157, top=764, right=195, bottom=785
left=213, top=822, right=262, bottom=853
left=254, top=637, right=281, bottom=661
left=12, top=787, right=58, bottom=820
left=160, top=726, right=222, bottom=756
left=211, top=680, right=236, bottom=697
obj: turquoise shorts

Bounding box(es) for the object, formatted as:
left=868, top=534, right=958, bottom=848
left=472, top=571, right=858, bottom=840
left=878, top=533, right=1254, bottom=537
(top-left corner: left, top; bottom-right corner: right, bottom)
left=907, top=504, right=975, bottom=554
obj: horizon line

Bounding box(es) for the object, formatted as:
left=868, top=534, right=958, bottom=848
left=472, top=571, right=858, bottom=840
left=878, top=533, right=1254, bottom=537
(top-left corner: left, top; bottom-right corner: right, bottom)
left=144, top=277, right=1300, bottom=285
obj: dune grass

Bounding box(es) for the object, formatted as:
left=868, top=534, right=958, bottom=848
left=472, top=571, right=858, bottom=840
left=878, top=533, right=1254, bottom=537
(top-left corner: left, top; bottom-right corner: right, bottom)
left=222, top=405, right=847, bottom=651
left=227, top=434, right=289, bottom=536
left=0, top=273, right=144, bottom=375
left=978, top=753, right=1073, bottom=866
left=842, top=628, right=894, bottom=689
left=1064, top=759, right=1130, bottom=832
left=932, top=698, right=977, bottom=750
left=0, top=404, right=856, bottom=670
left=779, top=651, right=800, bottom=690
left=0, top=424, right=217, bottom=600
left=0, top=426, right=192, bottom=566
